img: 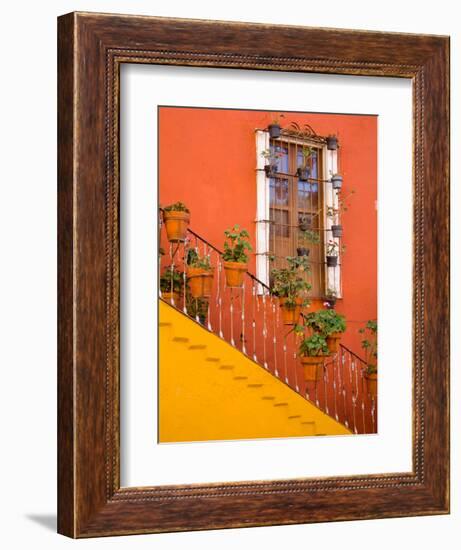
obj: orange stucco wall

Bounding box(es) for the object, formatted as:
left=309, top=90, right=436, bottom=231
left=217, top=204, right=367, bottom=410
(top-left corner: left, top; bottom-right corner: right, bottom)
left=159, top=107, right=377, bottom=358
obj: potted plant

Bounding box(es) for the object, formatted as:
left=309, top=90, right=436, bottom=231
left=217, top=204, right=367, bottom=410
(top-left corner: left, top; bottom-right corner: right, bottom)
left=261, top=148, right=283, bottom=177
left=331, top=174, right=343, bottom=190
left=159, top=265, right=183, bottom=306
left=326, top=190, right=354, bottom=238
left=222, top=225, right=253, bottom=288
left=186, top=249, right=214, bottom=298
left=298, top=214, right=313, bottom=232
left=297, top=229, right=320, bottom=257
left=270, top=256, right=311, bottom=325
left=296, top=146, right=313, bottom=181
left=331, top=224, right=342, bottom=238
left=326, top=134, right=338, bottom=150
left=326, top=240, right=345, bottom=267
left=364, top=366, right=378, bottom=399
left=298, top=333, right=329, bottom=382
left=162, top=201, right=190, bottom=242
left=304, top=309, right=346, bottom=353
left=359, top=320, right=378, bottom=399
left=324, top=288, right=338, bottom=308
left=267, top=114, right=283, bottom=138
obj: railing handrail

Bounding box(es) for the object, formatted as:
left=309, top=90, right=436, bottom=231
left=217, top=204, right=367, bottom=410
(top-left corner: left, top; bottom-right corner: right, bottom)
left=188, top=227, right=272, bottom=292
left=339, top=343, right=367, bottom=366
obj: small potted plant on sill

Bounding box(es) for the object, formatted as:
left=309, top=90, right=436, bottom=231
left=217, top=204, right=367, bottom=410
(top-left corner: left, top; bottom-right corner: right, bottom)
left=326, top=240, right=345, bottom=267
left=270, top=256, right=311, bottom=325
left=267, top=114, right=283, bottom=138
left=359, top=320, right=378, bottom=399
left=326, top=134, right=338, bottom=150
left=222, top=225, right=253, bottom=288
left=186, top=249, right=214, bottom=299
left=297, top=229, right=320, bottom=257
left=331, top=174, right=343, bottom=190
left=324, top=288, right=338, bottom=308
left=162, top=201, right=190, bottom=242
left=261, top=148, right=283, bottom=177
left=304, top=309, right=346, bottom=353
left=159, top=265, right=183, bottom=306
left=296, top=146, right=313, bottom=181
left=298, top=333, right=329, bottom=382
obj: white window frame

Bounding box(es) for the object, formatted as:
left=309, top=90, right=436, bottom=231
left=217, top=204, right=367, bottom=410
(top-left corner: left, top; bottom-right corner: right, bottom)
left=255, top=129, right=342, bottom=298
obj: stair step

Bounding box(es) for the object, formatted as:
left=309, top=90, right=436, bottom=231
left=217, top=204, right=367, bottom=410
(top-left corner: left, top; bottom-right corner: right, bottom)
left=274, top=402, right=289, bottom=408
left=261, top=396, right=275, bottom=401
left=189, top=344, right=207, bottom=350
left=233, top=376, right=248, bottom=381
left=288, top=415, right=302, bottom=420
left=205, top=357, right=220, bottom=363
left=173, top=336, right=189, bottom=343
left=247, top=383, right=263, bottom=388
left=159, top=322, right=172, bottom=328
left=219, top=365, right=234, bottom=370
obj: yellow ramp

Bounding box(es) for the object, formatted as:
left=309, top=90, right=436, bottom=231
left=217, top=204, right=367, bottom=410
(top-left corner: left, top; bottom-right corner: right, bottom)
left=159, top=300, right=351, bottom=443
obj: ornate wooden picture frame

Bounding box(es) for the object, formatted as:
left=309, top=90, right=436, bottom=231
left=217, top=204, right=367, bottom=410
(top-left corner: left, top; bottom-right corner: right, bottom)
left=58, top=12, right=450, bottom=537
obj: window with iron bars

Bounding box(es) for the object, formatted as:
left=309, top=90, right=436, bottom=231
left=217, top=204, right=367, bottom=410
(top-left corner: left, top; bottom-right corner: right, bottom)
left=268, top=139, right=325, bottom=298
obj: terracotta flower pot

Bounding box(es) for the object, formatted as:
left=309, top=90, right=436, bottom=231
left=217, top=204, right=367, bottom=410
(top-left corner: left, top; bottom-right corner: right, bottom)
left=300, top=356, right=324, bottom=382
left=161, top=291, right=180, bottom=306
left=279, top=297, right=303, bottom=325
left=162, top=210, right=190, bottom=242
left=223, top=261, right=248, bottom=288
left=365, top=372, right=378, bottom=399
left=326, top=332, right=342, bottom=353
left=187, top=267, right=214, bottom=298
left=202, top=269, right=214, bottom=297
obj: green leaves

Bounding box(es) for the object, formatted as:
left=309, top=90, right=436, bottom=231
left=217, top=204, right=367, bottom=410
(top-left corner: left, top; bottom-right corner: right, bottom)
left=270, top=256, right=311, bottom=305
left=222, top=225, right=253, bottom=263
left=304, top=309, right=346, bottom=336
left=359, top=319, right=378, bottom=372
left=186, top=249, right=212, bottom=270
left=299, top=229, right=320, bottom=245
left=299, top=333, right=329, bottom=357
left=297, top=309, right=346, bottom=357
left=159, top=265, right=184, bottom=293
left=261, top=148, right=283, bottom=164
left=163, top=201, right=189, bottom=213
left=326, top=240, right=346, bottom=257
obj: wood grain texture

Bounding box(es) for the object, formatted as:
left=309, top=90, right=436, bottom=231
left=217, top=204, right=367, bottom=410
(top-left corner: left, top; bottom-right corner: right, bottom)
left=57, top=11, right=450, bottom=538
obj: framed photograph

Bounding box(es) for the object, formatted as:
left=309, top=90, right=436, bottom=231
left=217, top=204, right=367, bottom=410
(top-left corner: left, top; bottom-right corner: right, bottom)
left=58, top=12, right=450, bottom=537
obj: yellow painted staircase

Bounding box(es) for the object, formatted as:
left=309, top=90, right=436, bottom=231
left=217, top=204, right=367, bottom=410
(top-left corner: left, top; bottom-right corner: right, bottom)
left=159, top=300, right=351, bottom=443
